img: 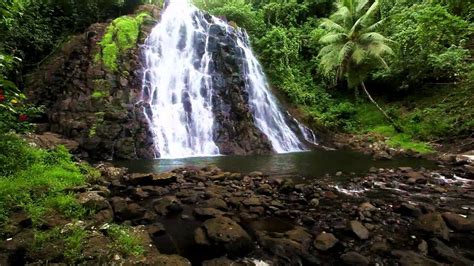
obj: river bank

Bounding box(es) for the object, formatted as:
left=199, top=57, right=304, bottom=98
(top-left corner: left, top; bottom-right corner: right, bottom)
left=1, top=146, right=473, bottom=265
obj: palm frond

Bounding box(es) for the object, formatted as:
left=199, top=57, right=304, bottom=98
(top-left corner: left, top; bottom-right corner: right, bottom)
left=319, top=49, right=340, bottom=74
left=364, top=0, right=380, bottom=18
left=330, top=5, right=350, bottom=25
left=319, top=33, right=348, bottom=45
left=373, top=54, right=390, bottom=69
left=320, top=18, right=346, bottom=33
left=356, top=0, right=369, bottom=14
left=338, top=41, right=355, bottom=65
left=351, top=45, right=366, bottom=64
left=363, top=18, right=386, bottom=33
left=318, top=43, right=344, bottom=58
left=367, top=42, right=394, bottom=57
left=359, top=32, right=389, bottom=44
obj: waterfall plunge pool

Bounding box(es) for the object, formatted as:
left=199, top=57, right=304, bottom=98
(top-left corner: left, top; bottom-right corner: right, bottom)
left=114, top=149, right=437, bottom=182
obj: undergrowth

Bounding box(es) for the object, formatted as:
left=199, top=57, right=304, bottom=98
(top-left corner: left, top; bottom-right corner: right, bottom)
left=0, top=134, right=96, bottom=224
left=107, top=224, right=145, bottom=257
left=304, top=82, right=473, bottom=153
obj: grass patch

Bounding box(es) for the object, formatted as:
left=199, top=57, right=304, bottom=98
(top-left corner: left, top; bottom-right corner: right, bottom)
left=107, top=224, right=145, bottom=257
left=33, top=225, right=88, bottom=263
left=350, top=103, right=435, bottom=153
left=0, top=133, right=88, bottom=225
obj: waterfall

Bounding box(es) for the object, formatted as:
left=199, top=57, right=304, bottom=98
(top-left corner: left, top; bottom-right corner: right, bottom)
left=141, top=0, right=219, bottom=159
left=236, top=32, right=306, bottom=152
left=141, top=0, right=316, bottom=159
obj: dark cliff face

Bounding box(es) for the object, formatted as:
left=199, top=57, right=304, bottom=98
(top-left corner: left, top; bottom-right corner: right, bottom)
left=200, top=15, right=273, bottom=155
left=26, top=6, right=273, bottom=159
left=27, top=6, right=160, bottom=160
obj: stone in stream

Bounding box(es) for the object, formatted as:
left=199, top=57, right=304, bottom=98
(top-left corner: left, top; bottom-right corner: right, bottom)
left=196, top=216, right=253, bottom=256
left=146, top=223, right=166, bottom=237
left=314, top=232, right=338, bottom=251
left=194, top=227, right=211, bottom=245
left=256, top=231, right=318, bottom=264
left=415, top=213, right=450, bottom=240
left=359, top=202, right=377, bottom=212
left=153, top=196, right=183, bottom=216
left=429, top=238, right=474, bottom=265
left=128, top=172, right=177, bottom=186
left=391, top=250, right=442, bottom=266
left=340, top=252, right=369, bottom=265
left=442, top=212, right=474, bottom=232
left=309, top=198, right=320, bottom=207
left=202, top=257, right=247, bottom=266
left=248, top=171, right=264, bottom=177
left=242, top=196, right=262, bottom=207
left=153, top=255, right=191, bottom=266
left=285, top=227, right=313, bottom=250
left=77, top=191, right=110, bottom=211
left=349, top=220, right=370, bottom=240
left=396, top=203, right=423, bottom=218
left=404, top=171, right=427, bottom=185
left=203, top=198, right=228, bottom=211
left=257, top=183, right=273, bottom=195
left=193, top=208, right=225, bottom=220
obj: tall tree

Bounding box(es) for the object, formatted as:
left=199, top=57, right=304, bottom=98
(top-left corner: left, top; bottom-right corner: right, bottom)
left=318, top=0, right=401, bottom=130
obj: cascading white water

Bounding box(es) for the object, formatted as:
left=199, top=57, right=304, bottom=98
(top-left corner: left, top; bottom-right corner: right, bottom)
left=236, top=32, right=307, bottom=152
left=141, top=0, right=219, bottom=158
left=141, top=0, right=316, bottom=158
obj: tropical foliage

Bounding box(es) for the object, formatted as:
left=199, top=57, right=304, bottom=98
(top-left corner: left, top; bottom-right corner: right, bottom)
left=317, top=0, right=400, bottom=129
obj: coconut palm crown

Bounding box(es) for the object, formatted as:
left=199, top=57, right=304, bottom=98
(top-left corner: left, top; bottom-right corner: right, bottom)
left=318, top=0, right=400, bottom=129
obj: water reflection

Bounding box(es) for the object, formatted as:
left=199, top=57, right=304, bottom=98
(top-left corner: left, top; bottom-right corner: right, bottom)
left=115, top=149, right=437, bottom=179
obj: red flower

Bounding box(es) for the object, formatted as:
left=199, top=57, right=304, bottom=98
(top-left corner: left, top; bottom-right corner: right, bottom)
left=19, top=114, right=28, bottom=122
left=0, top=94, right=5, bottom=102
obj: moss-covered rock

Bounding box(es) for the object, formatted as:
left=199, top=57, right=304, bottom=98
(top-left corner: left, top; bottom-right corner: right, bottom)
left=26, top=6, right=160, bottom=160
left=96, top=13, right=152, bottom=72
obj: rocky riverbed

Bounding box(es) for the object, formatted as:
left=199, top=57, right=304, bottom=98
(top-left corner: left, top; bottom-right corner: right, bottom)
left=1, top=152, right=474, bottom=265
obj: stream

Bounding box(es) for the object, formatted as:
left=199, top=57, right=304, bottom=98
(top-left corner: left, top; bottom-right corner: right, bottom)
left=114, top=149, right=437, bottom=182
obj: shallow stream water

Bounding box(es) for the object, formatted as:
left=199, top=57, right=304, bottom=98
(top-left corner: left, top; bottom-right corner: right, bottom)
left=115, top=149, right=437, bottom=181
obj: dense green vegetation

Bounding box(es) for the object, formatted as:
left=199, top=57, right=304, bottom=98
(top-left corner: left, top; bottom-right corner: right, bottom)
left=1, top=0, right=472, bottom=154
left=0, top=134, right=97, bottom=224
left=1, top=1, right=158, bottom=253
left=196, top=0, right=473, bottom=152
left=0, top=0, right=471, bottom=261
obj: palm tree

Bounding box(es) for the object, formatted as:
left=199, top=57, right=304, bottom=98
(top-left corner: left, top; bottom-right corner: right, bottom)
left=318, top=0, right=401, bottom=131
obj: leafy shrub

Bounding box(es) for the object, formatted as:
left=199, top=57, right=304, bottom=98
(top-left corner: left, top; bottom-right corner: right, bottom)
left=317, top=102, right=357, bottom=131
left=379, top=3, right=471, bottom=89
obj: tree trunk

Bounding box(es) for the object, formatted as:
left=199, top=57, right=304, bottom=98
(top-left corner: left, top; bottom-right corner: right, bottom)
left=361, top=82, right=403, bottom=132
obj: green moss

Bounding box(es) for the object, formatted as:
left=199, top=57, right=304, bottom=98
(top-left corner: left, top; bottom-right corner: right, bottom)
left=88, top=112, right=105, bottom=138
left=107, top=224, right=145, bottom=257
left=96, top=13, right=151, bottom=72
left=91, top=90, right=108, bottom=99
left=101, top=43, right=120, bottom=72
left=91, top=79, right=112, bottom=100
